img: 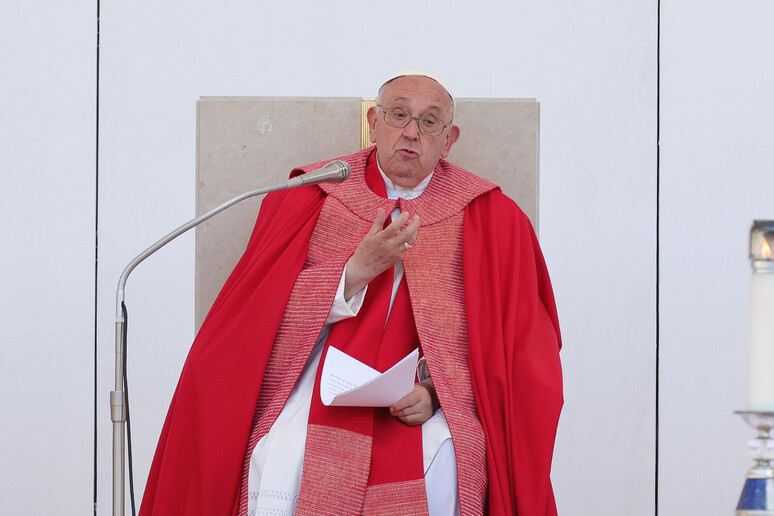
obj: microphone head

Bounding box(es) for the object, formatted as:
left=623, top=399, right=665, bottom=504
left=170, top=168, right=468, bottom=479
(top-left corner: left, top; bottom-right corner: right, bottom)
left=293, top=160, right=352, bottom=187
left=324, top=160, right=351, bottom=183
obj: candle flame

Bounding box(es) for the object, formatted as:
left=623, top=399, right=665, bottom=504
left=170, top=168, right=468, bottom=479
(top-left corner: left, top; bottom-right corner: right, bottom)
left=763, top=239, right=772, bottom=259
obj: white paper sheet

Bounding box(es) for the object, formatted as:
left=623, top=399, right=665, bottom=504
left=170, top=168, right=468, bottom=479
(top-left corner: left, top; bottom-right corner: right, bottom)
left=320, top=346, right=419, bottom=407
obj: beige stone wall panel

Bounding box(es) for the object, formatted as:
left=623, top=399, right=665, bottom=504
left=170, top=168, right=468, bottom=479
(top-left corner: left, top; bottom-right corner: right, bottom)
left=195, top=97, right=539, bottom=330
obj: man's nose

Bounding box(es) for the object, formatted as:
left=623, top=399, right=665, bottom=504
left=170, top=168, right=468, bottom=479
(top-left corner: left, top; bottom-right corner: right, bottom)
left=402, top=117, right=421, bottom=139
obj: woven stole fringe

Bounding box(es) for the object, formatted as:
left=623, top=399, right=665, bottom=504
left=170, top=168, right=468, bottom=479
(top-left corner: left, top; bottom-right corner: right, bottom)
left=295, top=267, right=428, bottom=515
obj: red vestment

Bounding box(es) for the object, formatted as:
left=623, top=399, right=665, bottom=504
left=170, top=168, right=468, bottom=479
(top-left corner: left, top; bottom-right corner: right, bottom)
left=140, top=147, right=562, bottom=516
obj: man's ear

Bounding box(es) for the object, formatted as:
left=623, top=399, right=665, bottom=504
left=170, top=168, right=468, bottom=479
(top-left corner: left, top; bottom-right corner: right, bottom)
left=367, top=107, right=378, bottom=143
left=441, top=125, right=460, bottom=159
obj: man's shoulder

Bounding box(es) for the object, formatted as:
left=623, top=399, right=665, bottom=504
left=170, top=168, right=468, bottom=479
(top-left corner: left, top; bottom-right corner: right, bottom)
left=469, top=186, right=518, bottom=210
left=291, top=148, right=371, bottom=178
left=429, top=159, right=502, bottom=214
left=437, top=158, right=499, bottom=192
left=261, top=178, right=327, bottom=218
left=465, top=185, right=535, bottom=235
left=439, top=160, right=523, bottom=216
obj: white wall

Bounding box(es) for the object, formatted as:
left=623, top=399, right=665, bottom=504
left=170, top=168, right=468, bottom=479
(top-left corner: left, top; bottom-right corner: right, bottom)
left=0, top=2, right=96, bottom=515
left=659, top=0, right=774, bottom=512
left=97, top=1, right=658, bottom=514
left=3, top=0, right=773, bottom=514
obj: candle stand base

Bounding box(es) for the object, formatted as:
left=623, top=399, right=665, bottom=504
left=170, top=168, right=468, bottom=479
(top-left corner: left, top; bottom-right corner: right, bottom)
left=736, top=411, right=774, bottom=515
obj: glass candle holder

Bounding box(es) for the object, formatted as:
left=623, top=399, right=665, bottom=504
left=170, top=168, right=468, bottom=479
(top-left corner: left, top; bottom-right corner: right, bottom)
left=751, top=220, right=774, bottom=263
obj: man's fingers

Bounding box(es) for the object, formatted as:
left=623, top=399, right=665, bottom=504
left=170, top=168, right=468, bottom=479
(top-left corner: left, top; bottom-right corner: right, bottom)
left=384, top=212, right=419, bottom=243
left=390, top=391, right=417, bottom=413
left=390, top=384, right=427, bottom=414
left=368, top=208, right=387, bottom=235
left=403, top=215, right=420, bottom=245
left=390, top=402, right=430, bottom=427
left=390, top=405, right=418, bottom=419
left=385, top=210, right=410, bottom=235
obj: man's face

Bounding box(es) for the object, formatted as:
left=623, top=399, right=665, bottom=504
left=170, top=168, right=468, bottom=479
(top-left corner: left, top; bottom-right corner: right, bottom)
left=367, top=75, right=460, bottom=188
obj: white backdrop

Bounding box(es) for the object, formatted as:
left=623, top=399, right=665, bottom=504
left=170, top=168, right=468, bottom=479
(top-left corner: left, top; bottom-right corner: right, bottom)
left=2, top=0, right=773, bottom=514
left=0, top=2, right=96, bottom=515
left=659, top=0, right=774, bottom=511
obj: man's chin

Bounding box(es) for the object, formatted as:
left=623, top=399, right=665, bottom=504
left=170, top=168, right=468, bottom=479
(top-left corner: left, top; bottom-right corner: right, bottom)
left=388, top=169, right=430, bottom=189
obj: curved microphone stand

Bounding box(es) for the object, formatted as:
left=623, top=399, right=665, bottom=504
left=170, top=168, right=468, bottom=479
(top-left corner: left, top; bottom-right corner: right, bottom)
left=111, top=161, right=350, bottom=516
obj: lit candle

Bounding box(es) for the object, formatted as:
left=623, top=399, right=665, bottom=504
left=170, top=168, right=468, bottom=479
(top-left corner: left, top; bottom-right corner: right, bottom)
left=748, top=220, right=774, bottom=411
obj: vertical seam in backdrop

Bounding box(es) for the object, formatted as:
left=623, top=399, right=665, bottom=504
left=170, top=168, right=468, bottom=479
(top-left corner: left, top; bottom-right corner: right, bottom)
left=94, top=0, right=101, bottom=514
left=655, top=0, right=662, bottom=513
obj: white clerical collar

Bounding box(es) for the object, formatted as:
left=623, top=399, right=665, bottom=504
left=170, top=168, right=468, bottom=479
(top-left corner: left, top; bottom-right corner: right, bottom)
left=376, top=157, right=433, bottom=201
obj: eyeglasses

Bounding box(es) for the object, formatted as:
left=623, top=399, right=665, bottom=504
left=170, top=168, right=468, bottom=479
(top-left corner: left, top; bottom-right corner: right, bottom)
left=377, top=105, right=452, bottom=137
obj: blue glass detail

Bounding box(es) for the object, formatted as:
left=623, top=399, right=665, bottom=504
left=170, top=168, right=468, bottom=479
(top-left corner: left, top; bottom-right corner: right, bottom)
left=737, top=478, right=774, bottom=510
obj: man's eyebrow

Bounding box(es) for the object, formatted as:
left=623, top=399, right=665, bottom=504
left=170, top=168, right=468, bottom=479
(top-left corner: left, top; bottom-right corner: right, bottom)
left=390, top=96, right=444, bottom=113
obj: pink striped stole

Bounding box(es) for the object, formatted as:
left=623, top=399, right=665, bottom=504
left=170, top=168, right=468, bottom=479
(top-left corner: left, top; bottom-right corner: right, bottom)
left=238, top=148, right=496, bottom=515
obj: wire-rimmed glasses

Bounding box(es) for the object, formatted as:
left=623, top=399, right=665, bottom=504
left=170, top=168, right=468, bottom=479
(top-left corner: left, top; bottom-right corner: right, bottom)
left=377, top=105, right=452, bottom=137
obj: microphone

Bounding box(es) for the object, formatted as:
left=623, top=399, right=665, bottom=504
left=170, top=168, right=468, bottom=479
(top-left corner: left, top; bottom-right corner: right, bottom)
left=287, top=160, right=351, bottom=188
left=117, top=159, right=353, bottom=315
left=112, top=156, right=352, bottom=514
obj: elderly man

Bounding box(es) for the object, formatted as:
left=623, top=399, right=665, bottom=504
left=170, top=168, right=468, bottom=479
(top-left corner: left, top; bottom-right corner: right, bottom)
left=140, top=69, right=563, bottom=516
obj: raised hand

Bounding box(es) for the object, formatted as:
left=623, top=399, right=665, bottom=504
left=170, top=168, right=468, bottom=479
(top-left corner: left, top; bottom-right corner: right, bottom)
left=343, top=208, right=420, bottom=300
